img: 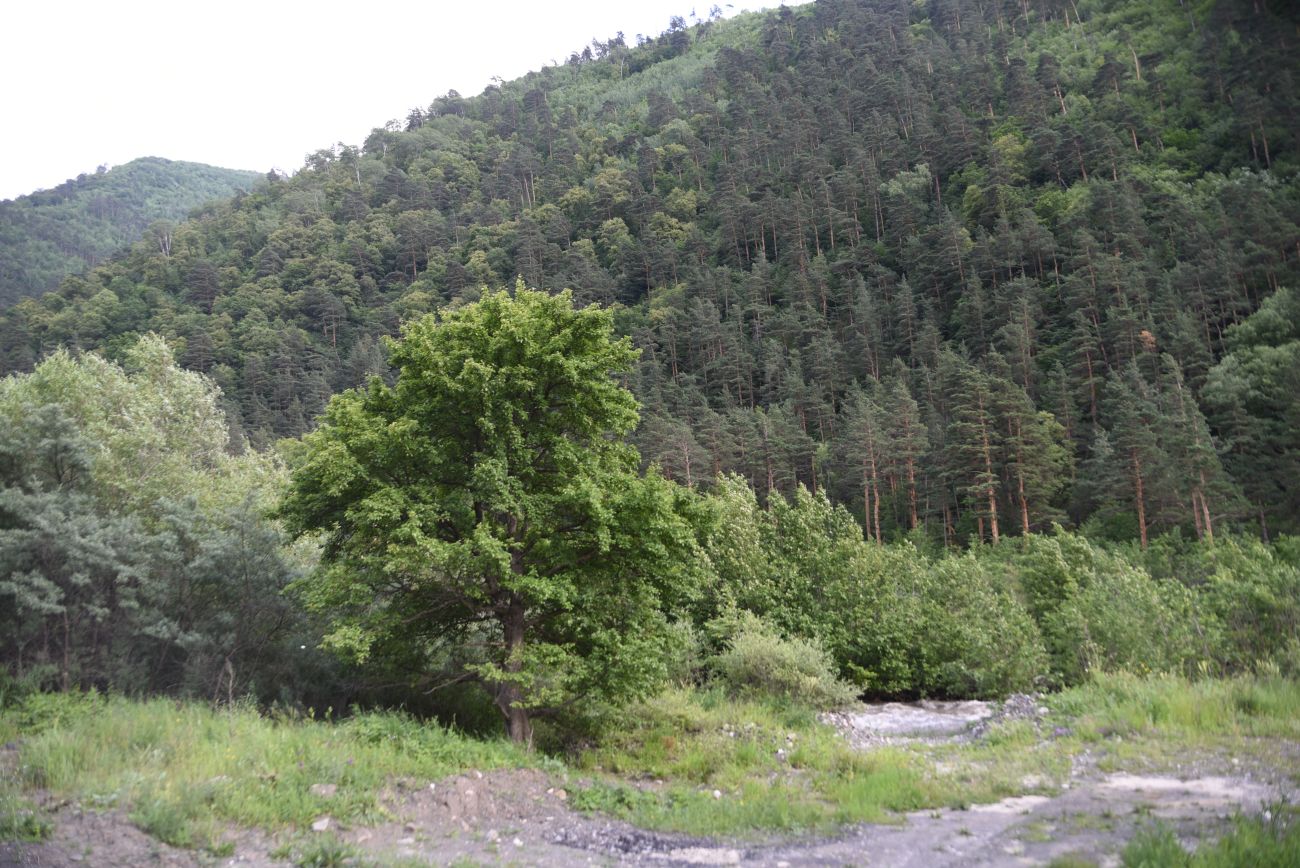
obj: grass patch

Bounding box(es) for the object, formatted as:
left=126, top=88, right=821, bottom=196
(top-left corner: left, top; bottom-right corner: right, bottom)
left=0, top=787, right=52, bottom=842
left=272, top=834, right=365, bottom=867
left=2, top=694, right=532, bottom=851
left=1048, top=856, right=1099, bottom=868
left=1121, top=807, right=1300, bottom=866
left=1050, top=673, right=1300, bottom=742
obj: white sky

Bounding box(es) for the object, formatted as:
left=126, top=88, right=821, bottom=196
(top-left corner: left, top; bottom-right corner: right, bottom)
left=1, top=0, right=758, bottom=201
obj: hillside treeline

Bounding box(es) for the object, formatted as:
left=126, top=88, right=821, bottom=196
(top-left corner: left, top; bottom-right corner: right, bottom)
left=1, top=342, right=1296, bottom=710
left=0, top=158, right=260, bottom=306
left=0, top=0, right=1296, bottom=548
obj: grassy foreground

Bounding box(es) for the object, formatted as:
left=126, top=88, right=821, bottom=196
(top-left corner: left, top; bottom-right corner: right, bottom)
left=1, top=674, right=1298, bottom=854
left=0, top=695, right=534, bottom=853
left=568, top=673, right=1300, bottom=836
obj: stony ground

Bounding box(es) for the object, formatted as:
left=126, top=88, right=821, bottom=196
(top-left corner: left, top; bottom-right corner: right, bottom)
left=3, top=699, right=1295, bottom=867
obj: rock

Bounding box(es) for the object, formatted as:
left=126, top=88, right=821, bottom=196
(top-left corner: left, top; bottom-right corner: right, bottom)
left=666, top=847, right=741, bottom=865
left=309, top=783, right=337, bottom=798
left=486, top=829, right=500, bottom=842
left=311, top=816, right=332, bottom=832
left=404, top=822, right=416, bottom=832
left=555, top=788, right=568, bottom=801
left=712, top=789, right=723, bottom=799
left=513, top=837, right=524, bottom=847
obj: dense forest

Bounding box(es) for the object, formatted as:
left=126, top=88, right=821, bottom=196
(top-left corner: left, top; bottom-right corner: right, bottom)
left=1, top=0, right=1299, bottom=711
left=0, top=158, right=260, bottom=307
left=2, top=0, right=1295, bottom=547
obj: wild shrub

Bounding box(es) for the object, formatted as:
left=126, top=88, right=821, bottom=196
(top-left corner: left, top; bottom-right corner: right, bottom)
left=995, top=533, right=1198, bottom=685
left=1196, top=538, right=1300, bottom=674
left=914, top=555, right=1048, bottom=697
left=707, top=611, right=857, bottom=707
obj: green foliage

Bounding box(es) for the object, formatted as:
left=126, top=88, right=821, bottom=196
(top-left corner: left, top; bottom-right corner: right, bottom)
left=696, top=475, right=1297, bottom=697
left=912, top=555, right=1048, bottom=696
left=707, top=611, right=856, bottom=707
left=699, top=477, right=1047, bottom=697
left=0, top=788, right=52, bottom=842
left=2, top=693, right=531, bottom=846
left=1122, top=810, right=1300, bottom=867
left=0, top=0, right=1292, bottom=543
left=0, top=337, right=316, bottom=702
left=989, top=534, right=1199, bottom=686
left=1137, top=534, right=1300, bottom=675
left=1049, top=672, right=1300, bottom=741
left=1203, top=280, right=1300, bottom=536
left=0, top=158, right=260, bottom=306
left=281, top=287, right=704, bottom=740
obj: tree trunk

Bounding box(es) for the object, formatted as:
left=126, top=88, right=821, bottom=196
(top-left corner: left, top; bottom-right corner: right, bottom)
left=978, top=402, right=1000, bottom=544
left=1018, top=468, right=1030, bottom=536
left=498, top=604, right=534, bottom=746
left=1131, top=449, right=1148, bottom=549
left=1198, top=471, right=1214, bottom=544
left=905, top=455, right=919, bottom=531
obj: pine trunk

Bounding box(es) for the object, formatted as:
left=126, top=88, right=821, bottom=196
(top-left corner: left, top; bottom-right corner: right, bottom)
left=905, top=456, right=919, bottom=530
left=1132, top=449, right=1148, bottom=549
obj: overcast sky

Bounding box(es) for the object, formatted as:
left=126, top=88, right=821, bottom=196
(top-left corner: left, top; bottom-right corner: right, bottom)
left=1, top=0, right=759, bottom=201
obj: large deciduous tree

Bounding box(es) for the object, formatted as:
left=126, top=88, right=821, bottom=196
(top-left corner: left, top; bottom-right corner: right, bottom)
left=279, top=287, right=701, bottom=744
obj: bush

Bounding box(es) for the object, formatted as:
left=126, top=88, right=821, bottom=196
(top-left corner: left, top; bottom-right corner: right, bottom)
left=708, top=611, right=857, bottom=707
left=824, top=543, right=929, bottom=696
left=662, top=620, right=706, bottom=685
left=915, top=555, right=1048, bottom=697
left=996, top=533, right=1199, bottom=686
left=1198, top=539, right=1300, bottom=674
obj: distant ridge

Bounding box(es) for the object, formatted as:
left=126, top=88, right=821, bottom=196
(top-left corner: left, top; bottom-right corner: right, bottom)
left=0, top=157, right=261, bottom=306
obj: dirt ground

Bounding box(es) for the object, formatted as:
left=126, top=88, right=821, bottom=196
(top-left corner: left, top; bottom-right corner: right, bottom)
left=3, top=700, right=1296, bottom=867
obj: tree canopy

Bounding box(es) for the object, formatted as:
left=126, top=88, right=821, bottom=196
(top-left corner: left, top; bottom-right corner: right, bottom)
left=1, top=0, right=1296, bottom=543
left=280, top=286, right=701, bottom=743
left=0, top=336, right=305, bottom=699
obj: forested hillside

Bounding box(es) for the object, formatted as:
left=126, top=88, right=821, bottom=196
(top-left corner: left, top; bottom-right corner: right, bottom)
left=0, top=158, right=260, bottom=307
left=1, top=0, right=1296, bottom=544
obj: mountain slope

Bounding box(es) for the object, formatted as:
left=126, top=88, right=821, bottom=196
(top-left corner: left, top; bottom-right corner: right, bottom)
left=1, top=0, right=1296, bottom=539
left=0, top=158, right=261, bottom=306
